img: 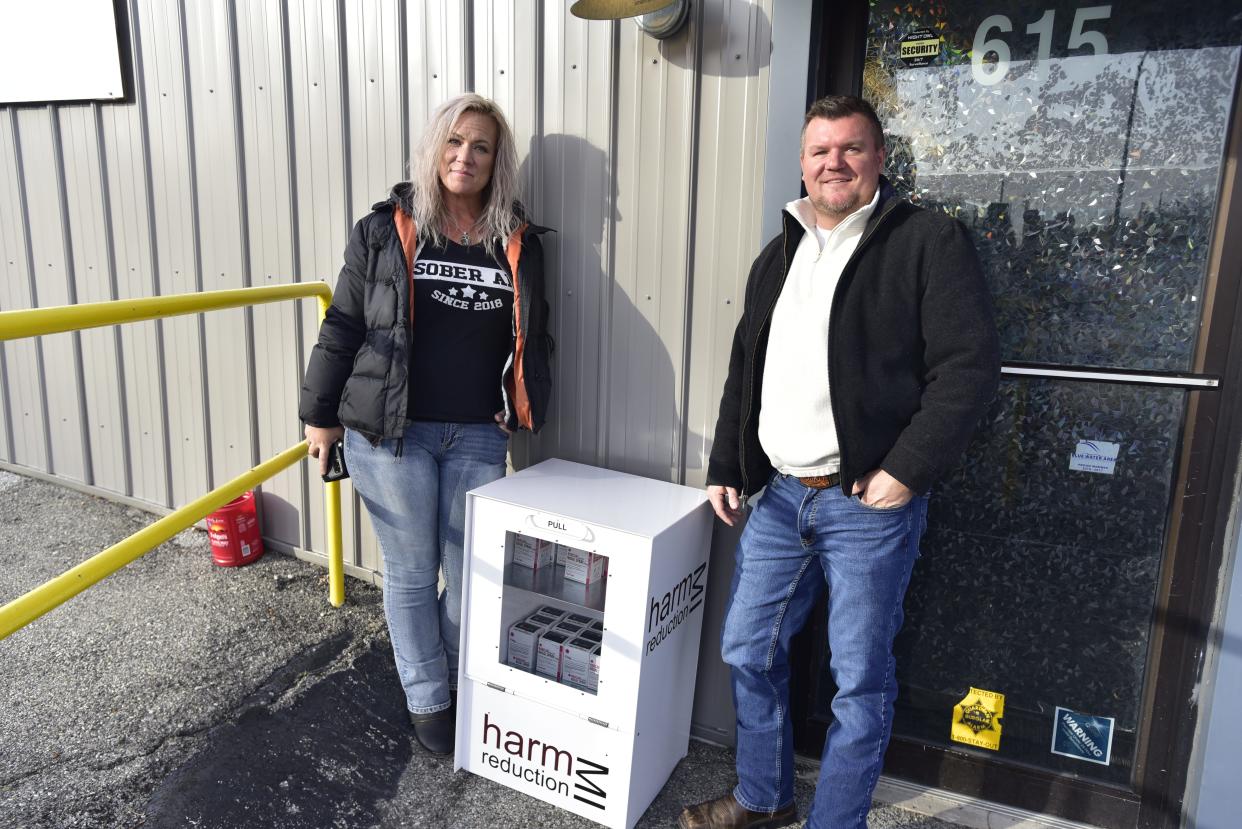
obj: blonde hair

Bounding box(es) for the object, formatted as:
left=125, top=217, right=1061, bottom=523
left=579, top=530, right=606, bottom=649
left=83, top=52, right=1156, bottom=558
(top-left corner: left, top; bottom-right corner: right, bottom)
left=409, top=93, right=522, bottom=248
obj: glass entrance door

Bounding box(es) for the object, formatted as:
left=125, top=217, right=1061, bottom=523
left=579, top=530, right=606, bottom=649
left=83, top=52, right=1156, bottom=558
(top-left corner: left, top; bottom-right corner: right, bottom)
left=793, top=2, right=1242, bottom=826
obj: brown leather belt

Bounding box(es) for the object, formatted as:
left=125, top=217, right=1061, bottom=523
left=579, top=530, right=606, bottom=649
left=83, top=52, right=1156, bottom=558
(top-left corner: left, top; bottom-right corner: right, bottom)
left=797, top=473, right=840, bottom=490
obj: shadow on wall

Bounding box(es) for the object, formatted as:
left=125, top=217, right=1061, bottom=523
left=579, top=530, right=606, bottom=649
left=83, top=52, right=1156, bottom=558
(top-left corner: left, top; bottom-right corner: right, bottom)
left=516, top=132, right=709, bottom=483
left=516, top=133, right=738, bottom=743
left=513, top=132, right=612, bottom=472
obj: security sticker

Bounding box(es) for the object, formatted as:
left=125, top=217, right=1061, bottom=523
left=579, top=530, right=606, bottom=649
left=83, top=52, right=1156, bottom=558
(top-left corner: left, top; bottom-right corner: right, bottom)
left=1051, top=707, right=1114, bottom=765
left=1069, top=440, right=1121, bottom=475
left=898, top=27, right=941, bottom=67
left=951, top=687, right=1004, bottom=750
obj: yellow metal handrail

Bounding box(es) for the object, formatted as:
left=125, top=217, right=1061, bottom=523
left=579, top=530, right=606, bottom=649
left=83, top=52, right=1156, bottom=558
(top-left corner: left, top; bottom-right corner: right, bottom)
left=0, top=283, right=344, bottom=641
left=0, top=283, right=332, bottom=340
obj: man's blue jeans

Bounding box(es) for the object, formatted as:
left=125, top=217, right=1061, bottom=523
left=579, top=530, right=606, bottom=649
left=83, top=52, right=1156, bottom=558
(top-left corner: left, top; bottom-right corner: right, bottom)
left=345, top=421, right=508, bottom=715
left=721, top=472, right=928, bottom=829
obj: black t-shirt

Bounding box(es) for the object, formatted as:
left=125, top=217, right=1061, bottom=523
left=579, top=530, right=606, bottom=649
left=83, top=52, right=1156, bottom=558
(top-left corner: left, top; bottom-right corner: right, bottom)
left=407, top=237, right=514, bottom=423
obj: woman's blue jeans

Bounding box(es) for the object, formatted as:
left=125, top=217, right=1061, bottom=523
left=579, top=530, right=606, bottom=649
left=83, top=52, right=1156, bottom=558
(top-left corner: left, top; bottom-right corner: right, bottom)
left=721, top=472, right=928, bottom=829
left=345, top=421, right=508, bottom=715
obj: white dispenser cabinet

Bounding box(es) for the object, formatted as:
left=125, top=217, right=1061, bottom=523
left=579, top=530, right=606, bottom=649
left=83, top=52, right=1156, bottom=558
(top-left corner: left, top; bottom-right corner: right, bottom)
left=454, top=459, right=713, bottom=829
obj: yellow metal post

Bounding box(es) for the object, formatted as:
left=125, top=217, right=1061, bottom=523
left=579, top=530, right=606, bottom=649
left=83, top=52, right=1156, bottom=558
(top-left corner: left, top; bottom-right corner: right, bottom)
left=325, top=480, right=344, bottom=607
left=317, top=291, right=346, bottom=608
left=0, top=442, right=311, bottom=641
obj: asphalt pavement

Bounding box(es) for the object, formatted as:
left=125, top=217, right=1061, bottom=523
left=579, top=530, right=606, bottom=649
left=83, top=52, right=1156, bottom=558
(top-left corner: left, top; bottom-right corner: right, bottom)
left=0, top=469, right=963, bottom=829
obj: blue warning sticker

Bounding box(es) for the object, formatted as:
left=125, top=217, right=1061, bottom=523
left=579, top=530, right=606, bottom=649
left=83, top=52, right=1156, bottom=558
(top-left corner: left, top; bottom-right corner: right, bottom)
left=1051, top=707, right=1114, bottom=766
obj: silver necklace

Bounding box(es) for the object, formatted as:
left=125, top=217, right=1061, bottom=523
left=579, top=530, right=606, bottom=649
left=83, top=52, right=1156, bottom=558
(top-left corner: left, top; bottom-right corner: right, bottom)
left=447, top=215, right=479, bottom=245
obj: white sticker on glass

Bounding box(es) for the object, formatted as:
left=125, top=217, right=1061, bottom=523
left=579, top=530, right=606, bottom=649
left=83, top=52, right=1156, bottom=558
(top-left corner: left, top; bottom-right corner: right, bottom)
left=1069, top=440, right=1121, bottom=475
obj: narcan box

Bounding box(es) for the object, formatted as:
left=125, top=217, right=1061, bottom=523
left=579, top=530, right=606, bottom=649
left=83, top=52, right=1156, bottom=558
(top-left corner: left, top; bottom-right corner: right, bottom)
left=587, top=645, right=601, bottom=692
left=563, top=547, right=607, bottom=585
left=560, top=636, right=598, bottom=692
left=535, top=630, right=570, bottom=680
left=512, top=534, right=556, bottom=570
left=507, top=620, right=543, bottom=671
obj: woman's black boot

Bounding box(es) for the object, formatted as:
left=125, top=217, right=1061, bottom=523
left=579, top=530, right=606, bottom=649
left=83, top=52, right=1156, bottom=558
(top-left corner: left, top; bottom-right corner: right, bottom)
left=409, top=707, right=455, bottom=756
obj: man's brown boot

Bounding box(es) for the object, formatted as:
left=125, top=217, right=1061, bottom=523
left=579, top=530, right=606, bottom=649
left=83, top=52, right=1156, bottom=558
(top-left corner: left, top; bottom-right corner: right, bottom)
left=677, top=792, right=797, bottom=829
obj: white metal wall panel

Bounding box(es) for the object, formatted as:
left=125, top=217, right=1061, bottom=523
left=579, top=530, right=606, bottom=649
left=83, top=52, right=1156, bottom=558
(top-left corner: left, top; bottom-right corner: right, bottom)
left=59, top=106, right=128, bottom=495
left=184, top=0, right=256, bottom=494
left=287, top=0, right=353, bottom=561
left=0, top=113, right=48, bottom=471
left=15, top=108, right=89, bottom=484
left=0, top=317, right=9, bottom=463
left=522, top=7, right=614, bottom=471
left=286, top=0, right=350, bottom=285
left=473, top=1, right=540, bottom=158
left=98, top=65, right=169, bottom=507
left=759, top=1, right=811, bottom=243
left=138, top=0, right=211, bottom=507
left=236, top=0, right=305, bottom=551
left=684, top=0, right=774, bottom=488
left=407, top=1, right=469, bottom=133
left=606, top=19, right=697, bottom=482
left=0, top=335, right=9, bottom=462
left=343, top=0, right=405, bottom=220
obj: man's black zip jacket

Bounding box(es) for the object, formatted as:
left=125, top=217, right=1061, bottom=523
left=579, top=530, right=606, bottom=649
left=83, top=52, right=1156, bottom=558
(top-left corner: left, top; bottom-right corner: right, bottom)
left=706, top=178, right=1000, bottom=498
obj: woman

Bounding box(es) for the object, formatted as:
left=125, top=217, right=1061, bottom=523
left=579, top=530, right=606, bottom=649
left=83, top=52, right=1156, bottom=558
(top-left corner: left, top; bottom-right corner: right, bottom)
left=299, top=93, right=552, bottom=756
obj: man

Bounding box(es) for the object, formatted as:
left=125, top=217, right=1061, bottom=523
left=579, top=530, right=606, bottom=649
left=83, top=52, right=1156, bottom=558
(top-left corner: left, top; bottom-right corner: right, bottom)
left=679, top=96, right=999, bottom=829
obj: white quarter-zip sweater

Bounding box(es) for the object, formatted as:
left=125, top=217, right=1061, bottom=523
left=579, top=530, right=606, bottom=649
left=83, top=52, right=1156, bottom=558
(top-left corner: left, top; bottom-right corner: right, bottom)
left=758, top=190, right=878, bottom=477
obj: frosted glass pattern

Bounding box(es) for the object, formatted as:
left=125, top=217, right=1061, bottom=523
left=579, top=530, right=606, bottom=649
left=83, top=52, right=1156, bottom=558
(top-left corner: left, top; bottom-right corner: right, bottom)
left=865, top=0, right=1241, bottom=370
left=892, top=378, right=1182, bottom=784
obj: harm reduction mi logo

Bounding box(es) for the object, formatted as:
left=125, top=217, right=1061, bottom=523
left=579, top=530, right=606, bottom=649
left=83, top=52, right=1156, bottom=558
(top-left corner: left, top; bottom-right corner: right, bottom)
left=646, top=563, right=706, bottom=654
left=478, top=712, right=610, bottom=810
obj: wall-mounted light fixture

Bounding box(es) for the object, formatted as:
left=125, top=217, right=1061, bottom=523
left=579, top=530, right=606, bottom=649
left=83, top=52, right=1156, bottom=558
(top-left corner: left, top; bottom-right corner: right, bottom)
left=570, top=0, right=690, bottom=40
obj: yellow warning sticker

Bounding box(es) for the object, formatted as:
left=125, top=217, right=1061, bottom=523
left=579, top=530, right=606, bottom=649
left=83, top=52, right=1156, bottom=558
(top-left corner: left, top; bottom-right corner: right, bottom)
left=951, top=687, right=1004, bottom=750
left=898, top=27, right=941, bottom=67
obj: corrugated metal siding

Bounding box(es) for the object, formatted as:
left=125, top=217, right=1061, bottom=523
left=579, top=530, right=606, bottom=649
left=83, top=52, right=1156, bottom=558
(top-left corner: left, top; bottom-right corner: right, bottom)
left=60, top=105, right=125, bottom=495
left=237, top=0, right=303, bottom=553
left=517, top=4, right=613, bottom=472
left=19, top=107, right=90, bottom=484
left=99, top=76, right=168, bottom=507
left=607, top=16, right=697, bottom=483
left=0, top=0, right=779, bottom=586
left=286, top=0, right=351, bottom=565
left=0, top=112, right=48, bottom=472
left=685, top=0, right=774, bottom=487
